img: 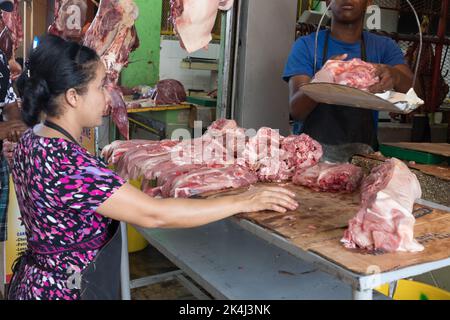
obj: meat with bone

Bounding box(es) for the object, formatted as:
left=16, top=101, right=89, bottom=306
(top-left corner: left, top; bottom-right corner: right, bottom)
left=83, top=0, right=140, bottom=139
left=0, top=0, right=23, bottom=74
left=170, top=0, right=234, bottom=53
left=152, top=79, right=187, bottom=105
left=115, top=140, right=180, bottom=179
left=101, top=139, right=159, bottom=165
left=145, top=163, right=206, bottom=197
left=312, top=58, right=379, bottom=91
left=341, top=158, right=424, bottom=253
left=293, top=163, right=363, bottom=193
left=48, top=0, right=88, bottom=40
left=160, top=164, right=257, bottom=198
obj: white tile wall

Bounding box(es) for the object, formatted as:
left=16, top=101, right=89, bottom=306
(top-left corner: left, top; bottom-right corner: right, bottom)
left=159, top=38, right=220, bottom=93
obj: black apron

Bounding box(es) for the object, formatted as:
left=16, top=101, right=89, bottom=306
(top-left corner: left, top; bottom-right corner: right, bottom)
left=302, top=31, right=378, bottom=150
left=8, top=121, right=122, bottom=300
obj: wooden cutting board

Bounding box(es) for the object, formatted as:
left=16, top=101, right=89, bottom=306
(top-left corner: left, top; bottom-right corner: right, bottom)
left=383, top=143, right=450, bottom=158
left=207, top=183, right=450, bottom=275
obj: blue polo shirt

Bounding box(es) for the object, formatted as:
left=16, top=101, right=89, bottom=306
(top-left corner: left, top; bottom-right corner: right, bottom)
left=283, top=30, right=406, bottom=81
left=283, top=30, right=406, bottom=134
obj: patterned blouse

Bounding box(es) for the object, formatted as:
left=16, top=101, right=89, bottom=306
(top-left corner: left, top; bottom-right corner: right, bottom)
left=10, top=129, right=125, bottom=300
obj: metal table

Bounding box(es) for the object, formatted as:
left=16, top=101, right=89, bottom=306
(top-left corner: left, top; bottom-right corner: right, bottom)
left=119, top=199, right=450, bottom=300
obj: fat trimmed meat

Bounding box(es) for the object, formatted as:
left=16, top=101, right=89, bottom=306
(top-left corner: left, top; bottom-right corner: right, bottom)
left=341, top=158, right=424, bottom=253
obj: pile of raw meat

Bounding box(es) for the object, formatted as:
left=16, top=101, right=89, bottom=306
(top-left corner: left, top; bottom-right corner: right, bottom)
left=341, top=158, right=424, bottom=253
left=312, top=58, right=379, bottom=91
left=103, top=119, right=328, bottom=198
left=170, top=0, right=234, bottom=53
left=103, top=119, right=424, bottom=253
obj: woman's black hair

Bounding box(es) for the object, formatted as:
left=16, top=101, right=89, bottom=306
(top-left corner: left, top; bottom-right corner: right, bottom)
left=15, top=34, right=100, bottom=127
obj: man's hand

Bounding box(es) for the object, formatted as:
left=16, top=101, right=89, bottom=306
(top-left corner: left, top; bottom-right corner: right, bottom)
left=368, top=64, right=399, bottom=93
left=8, top=59, right=22, bottom=81
left=0, top=120, right=28, bottom=142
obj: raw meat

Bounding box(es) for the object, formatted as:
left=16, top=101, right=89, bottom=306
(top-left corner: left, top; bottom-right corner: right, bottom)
left=281, top=134, right=323, bottom=170
left=101, top=139, right=159, bottom=165
left=241, top=127, right=289, bottom=182
left=48, top=0, right=88, bottom=40
left=102, top=119, right=324, bottom=197
left=293, top=163, right=363, bottom=193
left=170, top=0, right=234, bottom=53
left=83, top=0, right=140, bottom=139
left=158, top=164, right=257, bottom=198
left=313, top=58, right=380, bottom=91
left=341, top=158, right=424, bottom=253
left=152, top=79, right=187, bottom=105
left=0, top=0, right=23, bottom=73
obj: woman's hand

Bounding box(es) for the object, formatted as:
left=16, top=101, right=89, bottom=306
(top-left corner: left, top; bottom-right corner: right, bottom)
left=235, top=185, right=299, bottom=213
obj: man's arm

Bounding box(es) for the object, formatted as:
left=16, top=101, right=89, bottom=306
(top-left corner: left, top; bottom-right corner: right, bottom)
left=289, top=75, right=318, bottom=121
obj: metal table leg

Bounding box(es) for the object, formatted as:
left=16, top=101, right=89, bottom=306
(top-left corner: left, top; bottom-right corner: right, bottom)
left=353, top=288, right=373, bottom=300
left=120, top=222, right=131, bottom=300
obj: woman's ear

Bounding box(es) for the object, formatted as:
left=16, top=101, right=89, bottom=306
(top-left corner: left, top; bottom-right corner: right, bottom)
left=65, top=88, right=80, bottom=108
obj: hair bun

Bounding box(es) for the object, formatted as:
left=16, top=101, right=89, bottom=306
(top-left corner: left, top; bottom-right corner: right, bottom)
left=21, top=77, right=51, bottom=126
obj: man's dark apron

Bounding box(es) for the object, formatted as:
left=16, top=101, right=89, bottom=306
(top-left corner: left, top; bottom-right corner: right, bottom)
left=302, top=30, right=378, bottom=150
left=7, top=121, right=122, bottom=300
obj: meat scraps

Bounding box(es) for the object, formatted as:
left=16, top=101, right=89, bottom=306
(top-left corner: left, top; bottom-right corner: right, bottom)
left=83, top=0, right=140, bottom=139
left=341, top=158, right=424, bottom=253
left=313, top=58, right=380, bottom=91
left=293, top=163, right=363, bottom=193
left=170, top=0, right=234, bottom=53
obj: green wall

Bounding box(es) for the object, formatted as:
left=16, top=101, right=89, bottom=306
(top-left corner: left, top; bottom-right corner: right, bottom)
left=121, top=0, right=162, bottom=87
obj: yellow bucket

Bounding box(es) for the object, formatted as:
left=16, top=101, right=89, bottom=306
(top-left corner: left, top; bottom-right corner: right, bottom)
left=127, top=224, right=149, bottom=253
left=376, top=280, right=450, bottom=300
left=126, top=178, right=149, bottom=253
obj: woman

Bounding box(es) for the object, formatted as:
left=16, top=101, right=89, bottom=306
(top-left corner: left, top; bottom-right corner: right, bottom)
left=7, top=35, right=298, bottom=300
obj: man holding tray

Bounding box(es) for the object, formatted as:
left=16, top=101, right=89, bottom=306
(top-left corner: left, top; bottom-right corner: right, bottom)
left=283, top=0, right=415, bottom=150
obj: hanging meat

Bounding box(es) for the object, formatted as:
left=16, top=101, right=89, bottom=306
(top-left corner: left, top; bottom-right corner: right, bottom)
left=83, top=0, right=140, bottom=140
left=170, top=0, right=234, bottom=53
left=48, top=0, right=88, bottom=40
left=0, top=0, right=23, bottom=79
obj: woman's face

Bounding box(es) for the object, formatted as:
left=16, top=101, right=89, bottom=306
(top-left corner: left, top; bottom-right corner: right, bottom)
left=79, top=62, right=109, bottom=127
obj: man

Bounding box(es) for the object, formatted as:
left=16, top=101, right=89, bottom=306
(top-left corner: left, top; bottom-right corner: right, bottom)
left=283, top=0, right=415, bottom=150
left=0, top=0, right=27, bottom=241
